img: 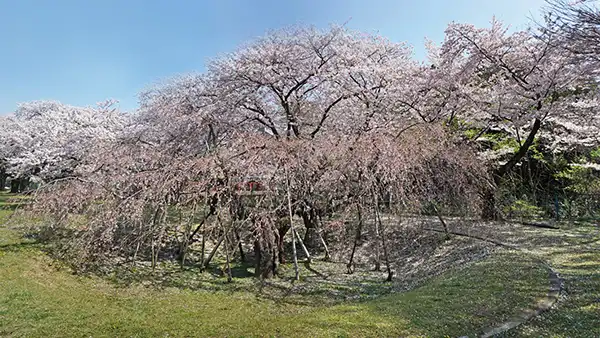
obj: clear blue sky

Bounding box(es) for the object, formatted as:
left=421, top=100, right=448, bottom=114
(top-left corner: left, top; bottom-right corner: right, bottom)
left=0, top=0, right=546, bottom=114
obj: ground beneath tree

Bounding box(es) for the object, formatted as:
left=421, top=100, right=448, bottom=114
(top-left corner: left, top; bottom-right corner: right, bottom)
left=97, top=226, right=496, bottom=307
left=1, top=195, right=598, bottom=337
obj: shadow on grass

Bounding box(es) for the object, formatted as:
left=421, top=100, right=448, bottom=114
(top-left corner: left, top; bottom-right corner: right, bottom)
left=359, top=251, right=552, bottom=338
left=98, top=256, right=399, bottom=308
left=0, top=241, right=39, bottom=252
left=303, top=261, right=328, bottom=279
left=0, top=204, right=22, bottom=212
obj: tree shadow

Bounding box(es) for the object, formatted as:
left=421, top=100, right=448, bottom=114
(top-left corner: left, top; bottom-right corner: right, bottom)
left=0, top=241, right=38, bottom=252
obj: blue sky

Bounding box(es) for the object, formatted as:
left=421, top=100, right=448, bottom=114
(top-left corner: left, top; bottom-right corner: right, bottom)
left=0, top=0, right=547, bottom=114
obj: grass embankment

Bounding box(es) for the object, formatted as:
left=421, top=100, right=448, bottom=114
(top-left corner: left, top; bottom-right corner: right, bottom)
left=439, top=219, right=600, bottom=337
left=0, top=192, right=556, bottom=337
left=505, top=223, right=600, bottom=337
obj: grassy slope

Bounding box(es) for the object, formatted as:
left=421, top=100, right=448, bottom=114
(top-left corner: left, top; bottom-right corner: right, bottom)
left=0, top=237, right=548, bottom=337
left=442, top=219, right=600, bottom=338
left=506, top=224, right=600, bottom=337
left=0, top=192, right=557, bottom=337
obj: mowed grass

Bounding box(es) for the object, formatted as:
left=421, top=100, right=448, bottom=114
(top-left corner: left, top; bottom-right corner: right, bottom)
left=0, top=233, right=549, bottom=336
left=506, top=224, right=600, bottom=337
left=0, top=192, right=553, bottom=337
left=0, top=239, right=549, bottom=337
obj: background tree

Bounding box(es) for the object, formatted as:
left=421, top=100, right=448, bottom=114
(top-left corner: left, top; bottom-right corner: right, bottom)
left=0, top=100, right=126, bottom=191
left=543, top=0, right=600, bottom=62
left=428, top=19, right=599, bottom=218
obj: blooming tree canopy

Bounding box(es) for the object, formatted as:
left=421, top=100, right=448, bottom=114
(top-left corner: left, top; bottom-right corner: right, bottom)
left=18, top=20, right=600, bottom=277
left=0, top=100, right=126, bottom=183
left=203, top=25, right=418, bottom=139
left=426, top=19, right=599, bottom=170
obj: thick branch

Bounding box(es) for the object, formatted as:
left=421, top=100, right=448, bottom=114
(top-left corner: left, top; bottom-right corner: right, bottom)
left=496, top=118, right=542, bottom=179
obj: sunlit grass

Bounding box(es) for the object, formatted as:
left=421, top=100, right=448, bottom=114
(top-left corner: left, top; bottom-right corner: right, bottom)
left=0, top=220, right=549, bottom=337
left=506, top=224, right=600, bottom=337
left=2, top=194, right=595, bottom=337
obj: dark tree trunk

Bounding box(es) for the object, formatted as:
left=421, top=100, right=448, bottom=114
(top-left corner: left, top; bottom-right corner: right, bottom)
left=224, top=231, right=233, bottom=283
left=200, top=230, right=206, bottom=267
left=10, top=179, right=19, bottom=193
left=303, top=227, right=319, bottom=250
left=375, top=204, right=393, bottom=282
left=481, top=118, right=542, bottom=220
left=254, top=218, right=280, bottom=279
left=234, top=229, right=246, bottom=263
left=347, top=203, right=363, bottom=274
left=433, top=204, right=451, bottom=239
left=301, top=208, right=320, bottom=250
left=254, top=239, right=279, bottom=279
left=0, top=168, right=6, bottom=191
left=18, top=177, right=29, bottom=193
left=481, top=188, right=498, bottom=220
left=277, top=223, right=290, bottom=264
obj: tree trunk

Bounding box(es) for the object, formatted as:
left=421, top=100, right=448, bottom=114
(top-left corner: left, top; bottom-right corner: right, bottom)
left=303, top=226, right=319, bottom=250
left=318, top=230, right=331, bottom=261
left=317, top=215, right=331, bottom=261
left=432, top=204, right=451, bottom=240
left=234, top=229, right=246, bottom=263
left=301, top=208, right=319, bottom=250
left=277, top=223, right=290, bottom=264
left=372, top=197, right=381, bottom=271
left=347, top=203, right=363, bottom=274
left=379, top=217, right=393, bottom=282
left=224, top=229, right=233, bottom=283
left=374, top=197, right=393, bottom=282
left=286, top=167, right=300, bottom=281
left=150, top=206, right=166, bottom=272
left=481, top=118, right=542, bottom=220
left=254, top=238, right=278, bottom=279
left=10, top=179, right=19, bottom=193
left=0, top=168, right=6, bottom=191
left=481, top=188, right=498, bottom=220
left=18, top=177, right=29, bottom=193
left=254, top=217, right=279, bottom=279
left=180, top=204, right=197, bottom=269
left=200, top=229, right=206, bottom=267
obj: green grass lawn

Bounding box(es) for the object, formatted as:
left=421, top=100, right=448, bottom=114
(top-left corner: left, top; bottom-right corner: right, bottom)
left=0, top=233, right=548, bottom=336
left=505, top=224, right=600, bottom=337
left=1, top=192, right=597, bottom=337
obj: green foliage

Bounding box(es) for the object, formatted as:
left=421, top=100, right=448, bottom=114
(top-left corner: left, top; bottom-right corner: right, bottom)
left=491, top=135, right=520, bottom=152
left=528, top=139, right=547, bottom=163
left=555, top=164, right=600, bottom=195
left=503, top=199, right=545, bottom=220
left=463, top=128, right=480, bottom=140
left=590, top=147, right=600, bottom=160
left=554, top=164, right=600, bottom=220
